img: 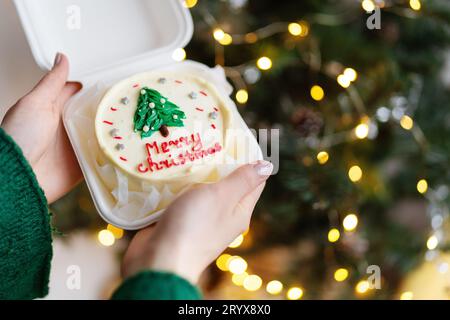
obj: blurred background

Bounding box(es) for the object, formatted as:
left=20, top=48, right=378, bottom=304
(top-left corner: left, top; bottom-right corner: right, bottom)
left=1, top=0, right=449, bottom=299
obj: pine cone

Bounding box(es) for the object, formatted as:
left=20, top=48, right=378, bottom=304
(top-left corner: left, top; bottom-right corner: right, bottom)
left=291, top=107, right=323, bottom=137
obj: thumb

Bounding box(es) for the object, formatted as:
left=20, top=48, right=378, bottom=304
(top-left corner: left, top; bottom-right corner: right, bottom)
left=213, top=161, right=273, bottom=206
left=28, top=53, right=69, bottom=103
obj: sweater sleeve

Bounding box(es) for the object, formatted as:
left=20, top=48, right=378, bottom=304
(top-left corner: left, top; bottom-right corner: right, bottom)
left=111, top=270, right=202, bottom=300
left=0, top=128, right=52, bottom=299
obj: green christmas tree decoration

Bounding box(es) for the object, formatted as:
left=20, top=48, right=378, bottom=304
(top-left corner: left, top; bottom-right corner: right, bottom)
left=133, top=87, right=186, bottom=138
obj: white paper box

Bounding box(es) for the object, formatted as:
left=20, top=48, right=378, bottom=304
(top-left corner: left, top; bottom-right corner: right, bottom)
left=14, top=0, right=262, bottom=229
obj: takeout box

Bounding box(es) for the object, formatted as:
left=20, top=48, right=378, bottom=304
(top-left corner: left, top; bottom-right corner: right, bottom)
left=14, top=0, right=262, bottom=229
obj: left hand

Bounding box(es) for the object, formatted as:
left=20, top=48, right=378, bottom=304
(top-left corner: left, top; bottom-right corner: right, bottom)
left=1, top=53, right=83, bottom=203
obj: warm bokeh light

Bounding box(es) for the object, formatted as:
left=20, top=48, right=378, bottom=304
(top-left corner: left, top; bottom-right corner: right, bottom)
left=299, top=21, right=309, bottom=37
left=426, top=235, right=438, bottom=250
left=400, top=291, right=414, bottom=300
left=216, top=254, right=232, bottom=271
left=348, top=165, right=363, bottom=182
left=98, top=229, right=115, bottom=246
left=228, top=256, right=248, bottom=274
left=337, top=74, right=351, bottom=88
left=183, top=0, right=198, bottom=9
left=334, top=268, right=349, bottom=282
left=355, top=280, right=370, bottom=294
left=328, top=228, right=340, bottom=243
left=343, top=213, right=358, bottom=231
left=317, top=151, right=329, bottom=165
left=107, top=224, right=124, bottom=239
left=172, top=48, right=186, bottom=61
left=400, top=115, right=414, bottom=130
left=409, top=0, right=421, bottom=11
left=257, top=56, right=272, bottom=70
left=213, top=28, right=225, bottom=41
left=355, top=123, right=369, bottom=139
left=266, top=280, right=283, bottom=295
left=235, top=89, right=249, bottom=104
left=288, top=22, right=302, bottom=36
left=219, top=33, right=233, bottom=45
left=228, top=234, right=244, bottom=248
left=243, top=275, right=263, bottom=291
left=232, top=272, right=248, bottom=286
left=287, top=287, right=304, bottom=300
left=416, top=179, right=428, bottom=194
left=343, top=68, right=358, bottom=82
left=362, top=0, right=376, bottom=12
left=310, top=85, right=325, bottom=101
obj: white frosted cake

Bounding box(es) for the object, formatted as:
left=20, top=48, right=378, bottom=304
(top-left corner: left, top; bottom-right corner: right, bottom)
left=95, top=72, right=231, bottom=186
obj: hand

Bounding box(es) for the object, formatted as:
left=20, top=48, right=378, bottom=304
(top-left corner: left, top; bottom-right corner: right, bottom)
left=122, top=161, right=273, bottom=284
left=1, top=53, right=83, bottom=203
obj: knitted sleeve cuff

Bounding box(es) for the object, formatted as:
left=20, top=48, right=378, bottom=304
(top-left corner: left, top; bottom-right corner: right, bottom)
left=111, top=270, right=202, bottom=300
left=0, top=128, right=52, bottom=299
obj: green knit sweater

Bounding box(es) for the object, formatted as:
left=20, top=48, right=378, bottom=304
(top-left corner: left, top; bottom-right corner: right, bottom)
left=0, top=128, right=201, bottom=300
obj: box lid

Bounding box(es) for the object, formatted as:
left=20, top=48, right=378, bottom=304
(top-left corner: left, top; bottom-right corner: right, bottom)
left=14, top=0, right=193, bottom=80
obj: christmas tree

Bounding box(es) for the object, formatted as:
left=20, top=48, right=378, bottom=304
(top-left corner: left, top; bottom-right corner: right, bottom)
left=133, top=87, right=186, bottom=138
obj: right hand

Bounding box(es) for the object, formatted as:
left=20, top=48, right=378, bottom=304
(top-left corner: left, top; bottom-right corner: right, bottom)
left=122, top=161, right=273, bottom=284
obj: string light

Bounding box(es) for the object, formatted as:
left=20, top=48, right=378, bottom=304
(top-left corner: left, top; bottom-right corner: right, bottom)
left=355, top=280, right=370, bottom=294
left=355, top=123, right=369, bottom=139
left=426, top=235, right=438, bottom=250
left=243, top=275, right=263, bottom=291
left=98, top=229, right=115, bottom=246
left=299, top=21, right=309, bottom=37
left=409, top=0, right=421, bottom=11
left=183, top=0, right=198, bottom=9
left=337, top=74, right=351, bottom=88
left=416, top=179, right=428, bottom=194
left=400, top=291, right=414, bottom=300
left=328, top=228, right=340, bottom=242
left=107, top=224, right=124, bottom=239
left=235, top=89, right=249, bottom=104
left=317, top=151, right=329, bottom=165
left=245, top=32, right=258, bottom=43
left=348, top=165, right=363, bottom=182
left=288, top=22, right=302, bottom=36
left=400, top=115, right=414, bottom=130
left=172, top=48, right=186, bottom=61
left=343, top=213, right=358, bottom=231
left=266, top=280, right=283, bottom=295
left=343, top=68, right=358, bottom=82
left=361, top=0, right=376, bottom=12
left=229, top=234, right=244, bottom=248
left=256, top=57, right=272, bottom=70
left=213, top=28, right=225, bottom=41
left=228, top=256, right=248, bottom=274
left=310, top=85, right=325, bottom=101
left=287, top=287, right=304, bottom=300
left=216, top=254, right=232, bottom=271
left=232, top=272, right=248, bottom=286
left=219, top=33, right=233, bottom=45
left=334, top=268, right=349, bottom=282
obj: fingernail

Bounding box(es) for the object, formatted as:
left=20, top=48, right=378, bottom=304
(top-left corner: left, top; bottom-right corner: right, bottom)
left=254, top=160, right=273, bottom=176
left=53, top=52, right=62, bottom=67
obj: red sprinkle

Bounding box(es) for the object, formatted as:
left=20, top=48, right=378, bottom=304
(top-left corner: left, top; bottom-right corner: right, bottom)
left=195, top=107, right=204, bottom=112
left=132, top=84, right=139, bottom=88
left=111, top=107, right=118, bottom=111
left=175, top=80, right=183, bottom=84
left=113, top=136, right=123, bottom=140
left=213, top=107, right=219, bottom=112
left=103, top=121, right=113, bottom=125
left=200, top=91, right=208, bottom=97
left=211, top=124, right=216, bottom=129
left=119, top=156, right=128, bottom=162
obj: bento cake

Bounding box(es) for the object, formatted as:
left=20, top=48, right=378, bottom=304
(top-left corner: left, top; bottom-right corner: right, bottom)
left=95, top=72, right=231, bottom=182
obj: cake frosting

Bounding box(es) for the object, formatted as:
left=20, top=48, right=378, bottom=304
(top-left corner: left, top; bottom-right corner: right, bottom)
left=95, top=71, right=231, bottom=183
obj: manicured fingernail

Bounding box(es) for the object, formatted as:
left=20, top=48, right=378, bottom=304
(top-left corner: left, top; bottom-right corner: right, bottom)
left=254, top=160, right=273, bottom=176
left=53, top=53, right=62, bottom=67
